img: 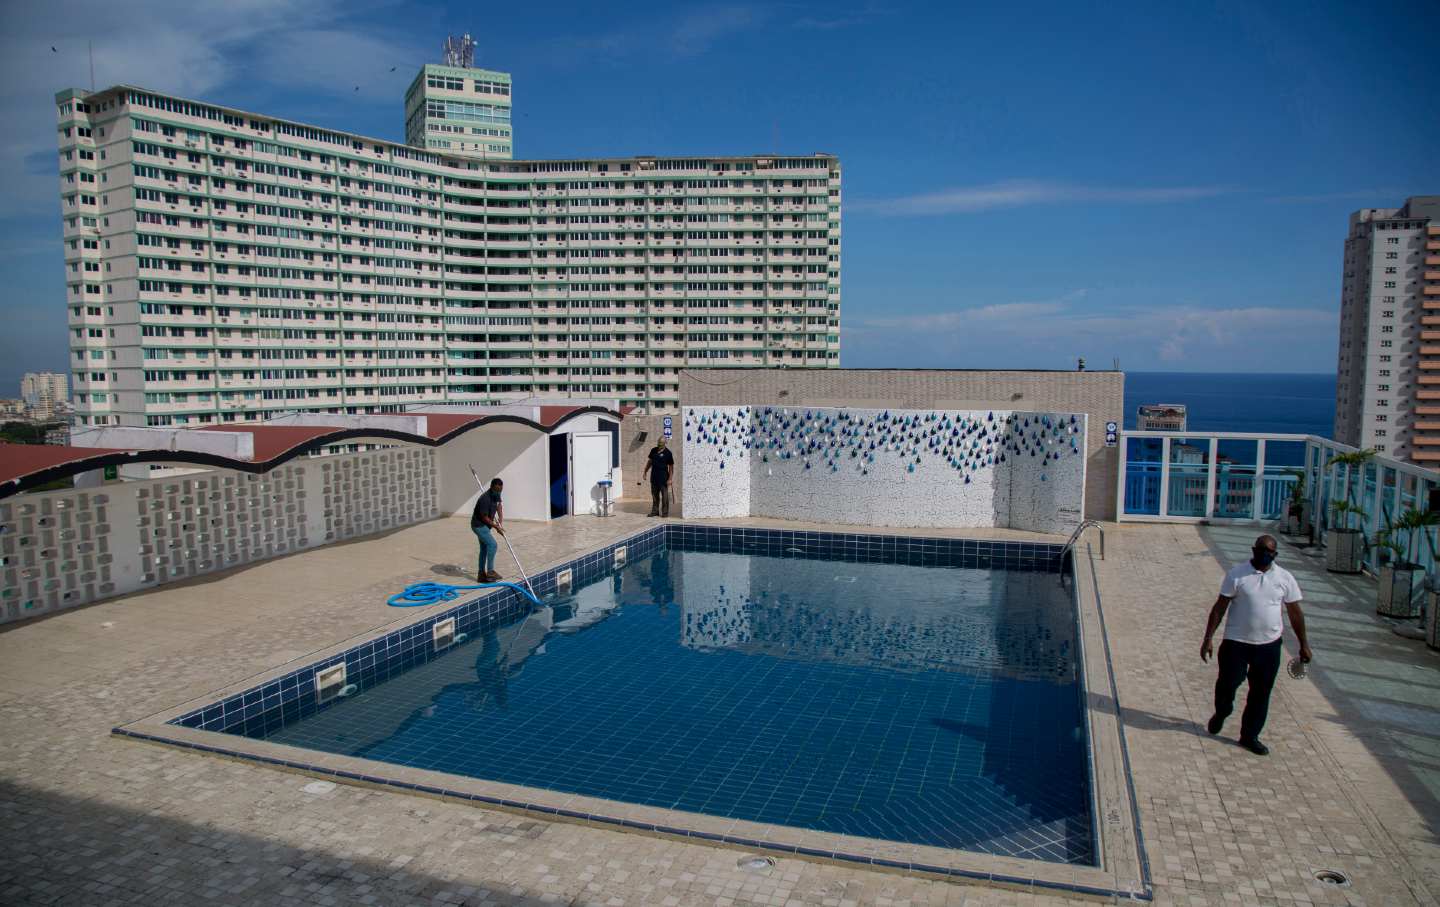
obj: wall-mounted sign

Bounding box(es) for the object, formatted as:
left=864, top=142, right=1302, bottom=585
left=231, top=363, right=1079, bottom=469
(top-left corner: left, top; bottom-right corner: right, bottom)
left=1104, top=420, right=1118, bottom=447
left=662, top=415, right=673, bottom=438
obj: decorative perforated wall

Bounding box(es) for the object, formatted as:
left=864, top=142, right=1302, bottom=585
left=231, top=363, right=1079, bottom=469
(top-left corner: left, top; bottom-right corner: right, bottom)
left=0, top=445, right=441, bottom=625
left=135, top=468, right=310, bottom=586
left=0, top=490, right=117, bottom=620
left=320, top=447, right=437, bottom=542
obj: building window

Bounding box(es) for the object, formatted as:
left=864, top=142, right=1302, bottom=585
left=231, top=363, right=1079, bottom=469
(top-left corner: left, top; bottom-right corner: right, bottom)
left=1386, top=252, right=1399, bottom=259
left=1385, top=281, right=1397, bottom=288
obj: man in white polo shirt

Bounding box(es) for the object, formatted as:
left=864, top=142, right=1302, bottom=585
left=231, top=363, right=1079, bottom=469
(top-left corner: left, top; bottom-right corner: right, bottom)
left=1199, top=534, right=1313, bottom=756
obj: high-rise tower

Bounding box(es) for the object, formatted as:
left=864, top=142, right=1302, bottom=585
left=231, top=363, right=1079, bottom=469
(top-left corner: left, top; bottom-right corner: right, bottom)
left=1334, top=196, right=1440, bottom=462
left=403, top=34, right=513, bottom=160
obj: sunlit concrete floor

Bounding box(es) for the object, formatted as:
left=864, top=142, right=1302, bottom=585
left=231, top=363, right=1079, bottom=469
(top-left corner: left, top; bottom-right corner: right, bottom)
left=0, top=505, right=1436, bottom=906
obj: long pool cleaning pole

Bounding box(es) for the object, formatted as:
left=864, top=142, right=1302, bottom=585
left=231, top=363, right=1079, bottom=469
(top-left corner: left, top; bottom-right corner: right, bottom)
left=470, top=465, right=539, bottom=602
left=498, top=531, right=537, bottom=600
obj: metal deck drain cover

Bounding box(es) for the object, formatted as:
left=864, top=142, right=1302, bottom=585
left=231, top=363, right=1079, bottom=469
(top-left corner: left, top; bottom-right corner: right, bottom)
left=301, top=781, right=337, bottom=795
left=1313, top=868, right=1350, bottom=887
left=737, top=856, right=775, bottom=872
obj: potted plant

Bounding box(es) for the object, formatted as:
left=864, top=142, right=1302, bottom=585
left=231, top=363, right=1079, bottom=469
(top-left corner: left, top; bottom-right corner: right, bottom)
left=1373, top=522, right=1417, bottom=618
left=1282, top=468, right=1309, bottom=536
left=1322, top=448, right=1375, bottom=571
left=1326, top=499, right=1367, bottom=574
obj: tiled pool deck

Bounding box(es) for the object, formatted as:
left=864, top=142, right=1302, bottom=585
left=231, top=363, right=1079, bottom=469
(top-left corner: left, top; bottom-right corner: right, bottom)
left=1, top=502, right=1437, bottom=905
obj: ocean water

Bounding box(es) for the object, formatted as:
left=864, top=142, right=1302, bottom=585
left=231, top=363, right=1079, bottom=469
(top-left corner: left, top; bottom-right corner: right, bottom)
left=1124, top=372, right=1335, bottom=438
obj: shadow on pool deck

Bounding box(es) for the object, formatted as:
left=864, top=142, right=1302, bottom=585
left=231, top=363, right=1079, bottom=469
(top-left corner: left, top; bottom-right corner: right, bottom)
left=1198, top=524, right=1440, bottom=847
left=0, top=779, right=572, bottom=906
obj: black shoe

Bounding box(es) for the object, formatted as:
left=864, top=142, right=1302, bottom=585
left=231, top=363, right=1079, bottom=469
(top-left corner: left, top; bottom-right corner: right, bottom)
left=647, top=511, right=658, bottom=517
left=1207, top=714, right=1224, bottom=735
left=1238, top=737, right=1269, bottom=756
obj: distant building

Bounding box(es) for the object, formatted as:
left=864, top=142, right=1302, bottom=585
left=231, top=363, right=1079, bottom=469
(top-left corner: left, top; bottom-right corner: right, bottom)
left=21, top=372, right=68, bottom=420
left=1334, top=195, right=1440, bottom=463
left=0, top=398, right=25, bottom=418
left=1136, top=403, right=1186, bottom=431
left=403, top=35, right=513, bottom=160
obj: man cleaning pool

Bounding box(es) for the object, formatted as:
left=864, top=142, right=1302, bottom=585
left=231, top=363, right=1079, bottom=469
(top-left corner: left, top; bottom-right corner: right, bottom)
left=472, top=477, right=505, bottom=582
left=1199, top=533, right=1313, bottom=756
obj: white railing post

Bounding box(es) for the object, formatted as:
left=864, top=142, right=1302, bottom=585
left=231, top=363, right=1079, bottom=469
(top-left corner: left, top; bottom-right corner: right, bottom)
left=1204, top=438, right=1218, bottom=519
left=1390, top=466, right=1403, bottom=552
left=1159, top=437, right=1171, bottom=518
left=1253, top=439, right=1266, bottom=521
left=1368, top=463, right=1384, bottom=574
left=1115, top=431, right=1127, bottom=520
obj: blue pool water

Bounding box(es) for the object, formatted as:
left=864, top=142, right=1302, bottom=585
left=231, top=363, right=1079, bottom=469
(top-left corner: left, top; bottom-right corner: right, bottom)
left=248, top=548, right=1093, bottom=864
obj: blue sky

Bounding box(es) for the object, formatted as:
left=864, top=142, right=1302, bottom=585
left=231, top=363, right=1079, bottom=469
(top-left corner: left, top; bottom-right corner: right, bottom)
left=1, top=0, right=1436, bottom=393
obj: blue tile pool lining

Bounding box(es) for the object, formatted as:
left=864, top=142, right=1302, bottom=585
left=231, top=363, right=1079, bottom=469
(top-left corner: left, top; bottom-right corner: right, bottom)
left=117, top=524, right=1151, bottom=901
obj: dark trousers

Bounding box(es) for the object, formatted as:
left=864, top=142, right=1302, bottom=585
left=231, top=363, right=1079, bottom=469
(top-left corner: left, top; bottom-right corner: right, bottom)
left=1213, top=638, right=1282, bottom=742
left=649, top=483, right=671, bottom=516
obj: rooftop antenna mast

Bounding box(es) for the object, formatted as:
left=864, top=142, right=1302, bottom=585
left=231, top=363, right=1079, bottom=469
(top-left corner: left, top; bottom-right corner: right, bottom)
left=443, top=33, right=476, bottom=69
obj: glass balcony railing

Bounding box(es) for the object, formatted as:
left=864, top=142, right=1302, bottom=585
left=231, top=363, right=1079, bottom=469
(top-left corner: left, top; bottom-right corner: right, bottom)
left=1119, top=430, right=1440, bottom=579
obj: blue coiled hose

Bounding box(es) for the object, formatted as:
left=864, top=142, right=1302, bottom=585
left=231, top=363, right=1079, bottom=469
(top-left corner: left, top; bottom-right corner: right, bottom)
left=388, top=580, right=543, bottom=609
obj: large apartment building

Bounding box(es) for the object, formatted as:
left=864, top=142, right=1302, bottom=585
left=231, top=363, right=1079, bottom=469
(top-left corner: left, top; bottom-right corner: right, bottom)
left=55, top=85, right=841, bottom=428
left=1334, top=195, right=1440, bottom=463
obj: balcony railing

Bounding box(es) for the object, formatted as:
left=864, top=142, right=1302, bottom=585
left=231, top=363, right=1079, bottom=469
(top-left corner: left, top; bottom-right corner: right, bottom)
left=1119, top=429, right=1440, bottom=577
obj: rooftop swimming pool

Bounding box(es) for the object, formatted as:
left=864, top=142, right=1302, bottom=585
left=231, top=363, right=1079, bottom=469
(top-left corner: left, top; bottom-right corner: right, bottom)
left=125, top=526, right=1145, bottom=897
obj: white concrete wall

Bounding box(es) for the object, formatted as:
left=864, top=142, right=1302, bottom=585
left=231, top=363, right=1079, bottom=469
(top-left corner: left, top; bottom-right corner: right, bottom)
left=750, top=407, right=1010, bottom=528
left=1007, top=412, right=1087, bottom=534
left=680, top=407, right=751, bottom=518
left=679, top=405, right=1086, bottom=532
left=433, top=426, right=550, bottom=522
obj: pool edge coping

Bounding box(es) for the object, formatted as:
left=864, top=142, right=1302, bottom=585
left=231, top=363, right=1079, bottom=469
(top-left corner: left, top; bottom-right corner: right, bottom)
left=112, top=522, right=1152, bottom=902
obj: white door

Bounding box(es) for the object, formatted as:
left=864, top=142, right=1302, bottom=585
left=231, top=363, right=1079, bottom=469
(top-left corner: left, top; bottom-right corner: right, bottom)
left=570, top=432, right=612, bottom=516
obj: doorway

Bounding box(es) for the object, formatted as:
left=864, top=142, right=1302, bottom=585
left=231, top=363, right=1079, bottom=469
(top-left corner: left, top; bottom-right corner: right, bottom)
left=548, top=433, right=568, bottom=518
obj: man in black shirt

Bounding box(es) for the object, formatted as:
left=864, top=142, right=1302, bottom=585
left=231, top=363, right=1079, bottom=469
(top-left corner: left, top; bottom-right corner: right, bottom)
left=641, top=438, right=675, bottom=517
left=471, top=478, right=504, bottom=581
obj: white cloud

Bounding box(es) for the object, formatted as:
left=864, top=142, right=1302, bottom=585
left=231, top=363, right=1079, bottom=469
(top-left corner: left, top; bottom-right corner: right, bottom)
left=848, top=292, right=1336, bottom=368
left=858, top=291, right=1087, bottom=332
left=0, top=0, right=422, bottom=217
left=793, top=3, right=893, bottom=30
left=851, top=180, right=1232, bottom=216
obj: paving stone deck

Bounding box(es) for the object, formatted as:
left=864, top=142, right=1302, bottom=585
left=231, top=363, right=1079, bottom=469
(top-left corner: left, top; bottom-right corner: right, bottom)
left=1, top=505, right=1436, bottom=906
